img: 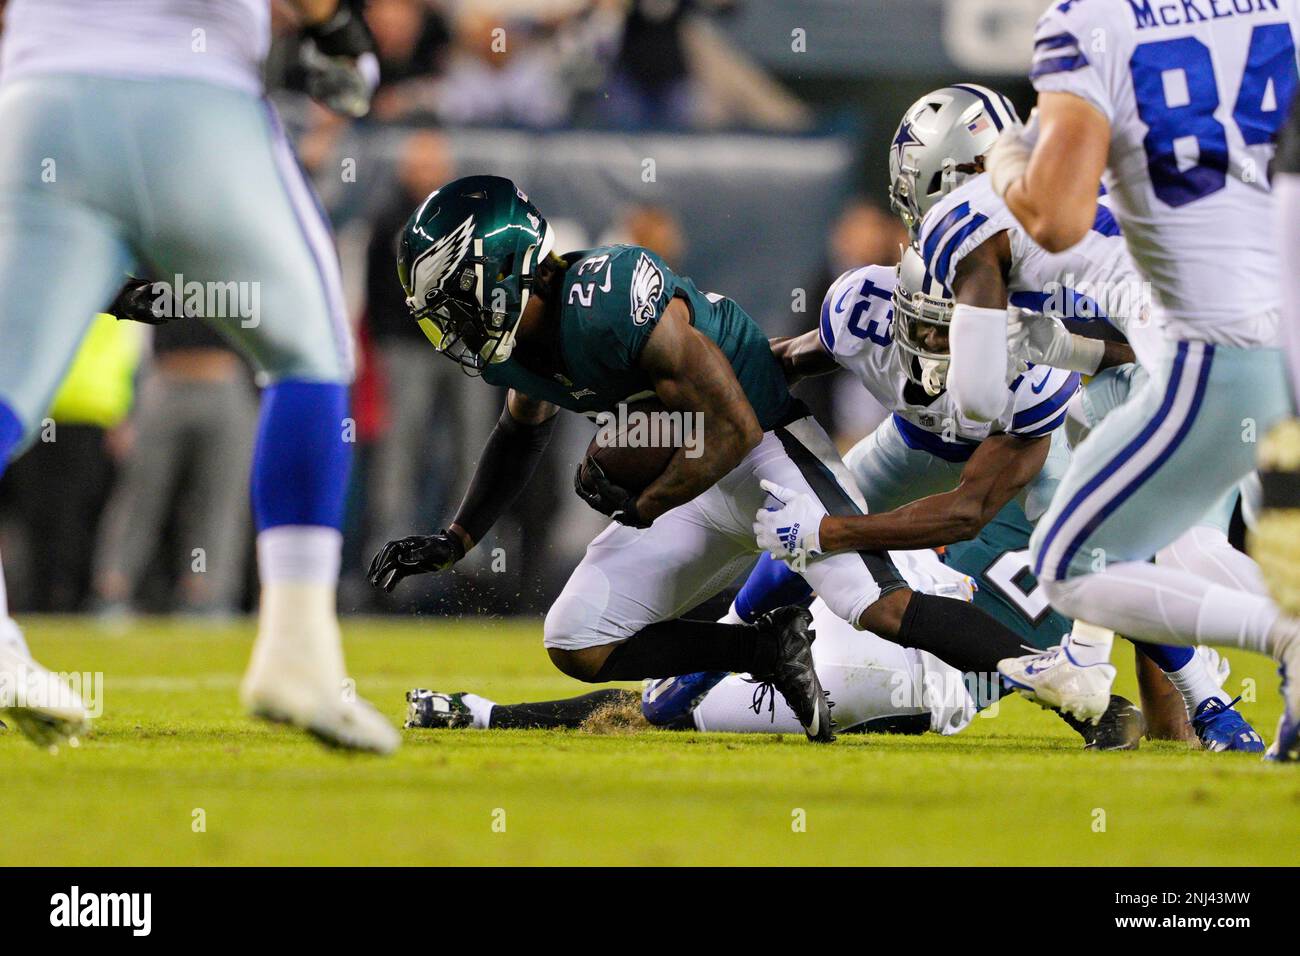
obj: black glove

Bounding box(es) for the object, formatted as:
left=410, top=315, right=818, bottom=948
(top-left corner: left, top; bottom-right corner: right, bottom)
left=367, top=531, right=465, bottom=592
left=301, top=0, right=378, bottom=117
left=109, top=278, right=181, bottom=325
left=574, top=459, right=651, bottom=529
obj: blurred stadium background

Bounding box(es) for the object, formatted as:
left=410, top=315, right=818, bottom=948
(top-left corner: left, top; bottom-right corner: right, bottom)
left=0, top=0, right=1047, bottom=619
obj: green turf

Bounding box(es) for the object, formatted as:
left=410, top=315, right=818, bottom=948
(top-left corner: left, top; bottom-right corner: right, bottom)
left=2, top=616, right=1296, bottom=866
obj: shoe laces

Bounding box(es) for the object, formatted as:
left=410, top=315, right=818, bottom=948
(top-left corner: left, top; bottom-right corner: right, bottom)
left=746, top=679, right=777, bottom=722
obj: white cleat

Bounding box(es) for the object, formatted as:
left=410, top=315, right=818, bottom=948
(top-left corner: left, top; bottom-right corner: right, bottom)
left=998, top=643, right=1117, bottom=725
left=241, top=581, right=399, bottom=755
left=242, top=676, right=400, bottom=756
left=0, top=636, right=89, bottom=751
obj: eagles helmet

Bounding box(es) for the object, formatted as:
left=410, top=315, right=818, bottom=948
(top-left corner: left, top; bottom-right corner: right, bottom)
left=888, top=84, right=1021, bottom=236
left=398, top=174, right=556, bottom=373
left=893, top=246, right=954, bottom=397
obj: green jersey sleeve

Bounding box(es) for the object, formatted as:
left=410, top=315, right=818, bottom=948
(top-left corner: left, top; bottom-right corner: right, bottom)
left=562, top=246, right=679, bottom=381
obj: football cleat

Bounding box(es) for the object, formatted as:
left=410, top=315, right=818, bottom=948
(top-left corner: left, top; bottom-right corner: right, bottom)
left=1191, top=696, right=1264, bottom=753
left=641, top=672, right=727, bottom=727
left=1056, top=694, right=1145, bottom=751
left=405, top=689, right=474, bottom=729
left=750, top=606, right=834, bottom=743
left=998, top=642, right=1116, bottom=725
left=0, top=639, right=89, bottom=751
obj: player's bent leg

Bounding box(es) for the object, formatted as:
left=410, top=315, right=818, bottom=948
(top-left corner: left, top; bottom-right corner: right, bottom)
left=762, top=415, right=1039, bottom=685
left=543, top=494, right=833, bottom=741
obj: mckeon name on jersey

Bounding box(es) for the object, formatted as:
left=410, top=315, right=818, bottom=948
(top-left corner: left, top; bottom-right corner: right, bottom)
left=1030, top=0, right=1298, bottom=343
left=818, top=263, right=1081, bottom=462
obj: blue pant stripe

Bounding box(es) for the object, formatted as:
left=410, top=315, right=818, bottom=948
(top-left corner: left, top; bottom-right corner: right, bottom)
left=1035, top=342, right=1212, bottom=580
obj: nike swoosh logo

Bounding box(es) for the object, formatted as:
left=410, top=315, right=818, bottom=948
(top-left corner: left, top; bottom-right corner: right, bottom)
left=807, top=705, right=819, bottom=736
left=599, top=265, right=612, bottom=293
left=1031, top=376, right=1049, bottom=394
left=835, top=287, right=852, bottom=312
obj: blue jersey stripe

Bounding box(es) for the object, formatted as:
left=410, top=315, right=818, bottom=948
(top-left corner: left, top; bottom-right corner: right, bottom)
left=1035, top=31, right=1080, bottom=52
left=892, top=414, right=978, bottom=463
left=1017, top=405, right=1070, bottom=437
left=1091, top=204, right=1121, bottom=237
left=818, top=293, right=836, bottom=352
left=935, top=213, right=989, bottom=286
left=1031, top=53, right=1089, bottom=78
left=922, top=201, right=972, bottom=269
left=1013, top=372, right=1081, bottom=431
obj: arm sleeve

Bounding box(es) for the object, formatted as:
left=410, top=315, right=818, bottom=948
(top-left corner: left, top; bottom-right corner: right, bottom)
left=948, top=304, right=1009, bottom=423
left=452, top=404, right=557, bottom=545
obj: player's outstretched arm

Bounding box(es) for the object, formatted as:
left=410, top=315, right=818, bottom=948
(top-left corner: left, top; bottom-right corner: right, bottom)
left=769, top=330, right=838, bottom=385
left=634, top=299, right=764, bottom=524
left=367, top=389, right=557, bottom=591
left=815, top=433, right=1050, bottom=553
left=993, top=93, right=1110, bottom=253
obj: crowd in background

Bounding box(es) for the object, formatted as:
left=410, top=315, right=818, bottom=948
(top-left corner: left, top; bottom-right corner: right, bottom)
left=0, top=0, right=965, bottom=617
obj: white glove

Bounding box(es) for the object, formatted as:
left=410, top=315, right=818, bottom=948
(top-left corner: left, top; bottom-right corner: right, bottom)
left=1005, top=308, right=1031, bottom=382
left=753, top=479, right=824, bottom=567
left=1007, top=308, right=1106, bottom=374
left=986, top=126, right=1032, bottom=199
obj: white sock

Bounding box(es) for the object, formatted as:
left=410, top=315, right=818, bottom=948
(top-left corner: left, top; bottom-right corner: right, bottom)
left=460, top=693, right=495, bottom=730
left=1064, top=620, right=1114, bottom=666
left=0, top=547, right=28, bottom=658
left=1045, top=562, right=1280, bottom=653
left=244, top=526, right=346, bottom=701
left=1165, top=654, right=1231, bottom=716
left=717, top=604, right=745, bottom=626
left=257, top=526, right=342, bottom=585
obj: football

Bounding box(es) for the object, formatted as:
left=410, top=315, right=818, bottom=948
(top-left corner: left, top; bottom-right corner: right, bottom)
left=580, top=397, right=679, bottom=493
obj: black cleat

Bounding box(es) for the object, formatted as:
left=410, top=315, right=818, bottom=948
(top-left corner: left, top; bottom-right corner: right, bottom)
left=1058, top=694, right=1145, bottom=751
left=405, top=689, right=474, bottom=729
left=750, top=606, right=835, bottom=743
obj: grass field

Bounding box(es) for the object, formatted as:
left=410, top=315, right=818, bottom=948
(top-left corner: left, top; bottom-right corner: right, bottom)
left=2, top=616, right=1297, bottom=867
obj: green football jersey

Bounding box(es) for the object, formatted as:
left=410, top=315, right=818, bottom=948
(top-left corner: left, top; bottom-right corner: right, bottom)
left=944, top=501, right=1072, bottom=651
left=482, top=245, right=792, bottom=429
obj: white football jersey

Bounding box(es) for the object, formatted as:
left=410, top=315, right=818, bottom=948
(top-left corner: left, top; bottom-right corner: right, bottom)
left=917, top=173, right=1164, bottom=357
left=0, top=0, right=270, bottom=95
left=819, top=264, right=1080, bottom=461
left=1031, top=0, right=1300, bottom=345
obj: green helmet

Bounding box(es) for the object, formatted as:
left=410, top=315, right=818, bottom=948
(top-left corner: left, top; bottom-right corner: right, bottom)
left=397, top=175, right=555, bottom=373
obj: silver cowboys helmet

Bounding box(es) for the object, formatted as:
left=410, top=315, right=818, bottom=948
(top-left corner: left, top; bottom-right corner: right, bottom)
left=893, top=246, right=954, bottom=397
left=888, top=84, right=1021, bottom=237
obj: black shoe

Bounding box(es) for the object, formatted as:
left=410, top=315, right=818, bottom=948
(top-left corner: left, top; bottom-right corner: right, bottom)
left=405, top=689, right=474, bottom=729
left=751, top=606, right=834, bottom=743
left=1058, top=694, right=1145, bottom=751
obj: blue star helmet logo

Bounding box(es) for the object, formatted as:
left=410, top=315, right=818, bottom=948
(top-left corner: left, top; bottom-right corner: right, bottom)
left=892, top=120, right=923, bottom=166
